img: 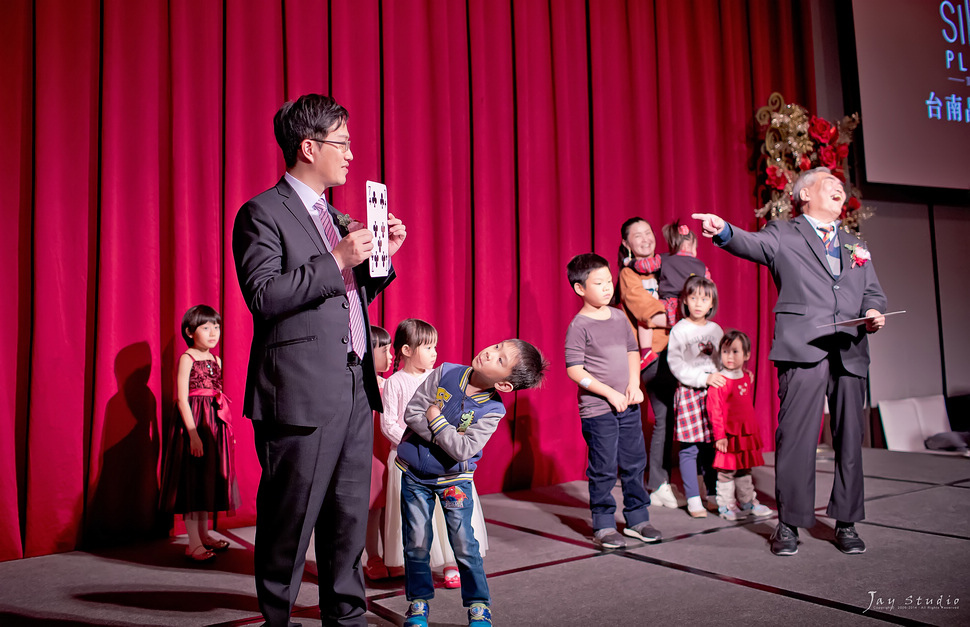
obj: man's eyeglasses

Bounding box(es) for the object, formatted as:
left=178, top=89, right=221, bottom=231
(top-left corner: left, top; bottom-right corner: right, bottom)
left=309, top=138, right=351, bottom=153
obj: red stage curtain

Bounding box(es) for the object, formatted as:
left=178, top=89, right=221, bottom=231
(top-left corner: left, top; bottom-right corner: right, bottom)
left=0, top=0, right=814, bottom=559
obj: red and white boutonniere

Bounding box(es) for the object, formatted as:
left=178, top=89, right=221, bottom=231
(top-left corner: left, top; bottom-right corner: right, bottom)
left=336, top=212, right=365, bottom=232
left=845, top=243, right=871, bottom=268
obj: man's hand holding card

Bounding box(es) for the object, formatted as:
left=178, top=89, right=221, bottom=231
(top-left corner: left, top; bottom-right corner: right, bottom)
left=387, top=213, right=406, bottom=257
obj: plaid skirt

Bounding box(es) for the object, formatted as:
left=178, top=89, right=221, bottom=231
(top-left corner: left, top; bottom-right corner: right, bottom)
left=674, top=385, right=712, bottom=443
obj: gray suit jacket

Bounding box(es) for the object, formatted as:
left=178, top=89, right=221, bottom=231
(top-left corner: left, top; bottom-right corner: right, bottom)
left=232, top=177, right=395, bottom=426
left=719, top=216, right=887, bottom=377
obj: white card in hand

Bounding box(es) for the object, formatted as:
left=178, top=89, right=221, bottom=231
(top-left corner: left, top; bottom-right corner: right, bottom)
left=815, top=310, right=905, bottom=328
left=366, top=180, right=389, bottom=277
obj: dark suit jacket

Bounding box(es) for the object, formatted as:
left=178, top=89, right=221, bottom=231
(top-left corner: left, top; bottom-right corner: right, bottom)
left=719, top=216, right=887, bottom=377
left=232, top=177, right=395, bottom=426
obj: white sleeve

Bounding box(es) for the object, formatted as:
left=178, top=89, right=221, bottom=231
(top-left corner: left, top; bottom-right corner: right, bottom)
left=380, top=375, right=407, bottom=446
left=667, top=323, right=710, bottom=388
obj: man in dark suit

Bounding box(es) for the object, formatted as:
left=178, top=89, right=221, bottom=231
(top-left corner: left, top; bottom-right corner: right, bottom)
left=233, top=94, right=406, bottom=626
left=693, top=167, right=886, bottom=557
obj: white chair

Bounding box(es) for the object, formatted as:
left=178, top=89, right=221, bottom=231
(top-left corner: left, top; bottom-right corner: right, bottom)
left=878, top=395, right=953, bottom=453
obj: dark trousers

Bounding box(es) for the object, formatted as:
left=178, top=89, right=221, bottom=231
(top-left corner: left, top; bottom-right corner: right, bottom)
left=580, top=406, right=651, bottom=530
left=253, top=363, right=372, bottom=627
left=641, top=351, right=677, bottom=491
left=776, top=355, right=867, bottom=528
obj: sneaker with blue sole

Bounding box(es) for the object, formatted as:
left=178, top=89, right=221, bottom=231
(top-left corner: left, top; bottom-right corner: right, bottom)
left=404, top=600, right=429, bottom=627
left=468, top=603, right=492, bottom=625
left=739, top=500, right=773, bottom=517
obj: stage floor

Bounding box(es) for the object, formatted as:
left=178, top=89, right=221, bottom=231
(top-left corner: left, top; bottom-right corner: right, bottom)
left=0, top=448, right=968, bottom=626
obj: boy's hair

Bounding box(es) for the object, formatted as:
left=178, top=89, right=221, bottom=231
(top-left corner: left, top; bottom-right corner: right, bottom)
left=502, top=339, right=549, bottom=391
left=274, top=94, right=349, bottom=168
left=182, top=305, right=222, bottom=346
left=370, top=325, right=392, bottom=350
left=719, top=329, right=751, bottom=355
left=662, top=219, right=696, bottom=253
left=566, top=253, right=610, bottom=288
left=393, top=318, right=438, bottom=371
left=679, top=276, right=718, bottom=319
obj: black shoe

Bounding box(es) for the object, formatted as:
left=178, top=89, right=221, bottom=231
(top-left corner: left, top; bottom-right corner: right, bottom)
left=769, top=522, right=799, bottom=556
left=834, top=524, right=866, bottom=554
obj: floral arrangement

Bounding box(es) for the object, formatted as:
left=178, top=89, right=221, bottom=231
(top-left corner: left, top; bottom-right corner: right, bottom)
left=755, top=92, right=874, bottom=235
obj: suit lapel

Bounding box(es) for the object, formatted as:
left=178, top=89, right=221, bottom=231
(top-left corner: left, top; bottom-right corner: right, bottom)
left=837, top=231, right=859, bottom=281
left=277, top=178, right=327, bottom=255
left=325, top=202, right=348, bottom=238
left=793, top=216, right=835, bottom=279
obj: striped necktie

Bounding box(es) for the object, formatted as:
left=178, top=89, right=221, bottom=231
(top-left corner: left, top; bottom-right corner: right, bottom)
left=818, top=224, right=839, bottom=258
left=314, top=197, right=366, bottom=359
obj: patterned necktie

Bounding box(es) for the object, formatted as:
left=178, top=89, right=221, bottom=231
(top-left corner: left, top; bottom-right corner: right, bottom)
left=818, top=224, right=839, bottom=258
left=314, top=197, right=366, bottom=358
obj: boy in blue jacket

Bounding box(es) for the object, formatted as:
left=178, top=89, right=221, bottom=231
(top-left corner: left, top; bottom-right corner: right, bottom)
left=396, top=339, right=547, bottom=627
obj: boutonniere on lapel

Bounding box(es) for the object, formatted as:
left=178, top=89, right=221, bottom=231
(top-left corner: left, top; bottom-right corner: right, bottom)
left=844, top=243, right=871, bottom=268
left=335, top=211, right=365, bottom=233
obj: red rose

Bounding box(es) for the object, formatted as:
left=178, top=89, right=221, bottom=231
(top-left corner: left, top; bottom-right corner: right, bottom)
left=836, top=143, right=849, bottom=161
left=809, top=116, right=833, bottom=144
left=766, top=164, right=789, bottom=190
left=846, top=196, right=861, bottom=211
left=798, top=155, right=811, bottom=171
left=819, top=145, right=837, bottom=169
left=827, top=126, right=839, bottom=144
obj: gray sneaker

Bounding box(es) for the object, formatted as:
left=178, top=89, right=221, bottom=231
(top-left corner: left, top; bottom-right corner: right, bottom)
left=593, top=528, right=627, bottom=549
left=623, top=521, right=662, bottom=543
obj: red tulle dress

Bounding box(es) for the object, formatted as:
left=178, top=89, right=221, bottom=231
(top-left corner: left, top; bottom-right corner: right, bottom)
left=706, top=371, right=765, bottom=471
left=159, top=355, right=239, bottom=514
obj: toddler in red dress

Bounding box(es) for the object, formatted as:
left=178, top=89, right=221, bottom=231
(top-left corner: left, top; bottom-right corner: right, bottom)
left=707, top=330, right=773, bottom=521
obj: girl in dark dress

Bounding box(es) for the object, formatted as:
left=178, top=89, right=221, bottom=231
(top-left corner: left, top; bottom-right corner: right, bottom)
left=159, top=305, right=239, bottom=562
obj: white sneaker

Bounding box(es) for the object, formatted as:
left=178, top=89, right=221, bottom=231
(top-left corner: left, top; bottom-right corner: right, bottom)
left=650, top=482, right=679, bottom=509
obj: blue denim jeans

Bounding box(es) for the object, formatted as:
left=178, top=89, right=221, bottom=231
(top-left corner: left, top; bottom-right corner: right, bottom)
left=401, top=473, right=489, bottom=607
left=580, top=406, right=651, bottom=531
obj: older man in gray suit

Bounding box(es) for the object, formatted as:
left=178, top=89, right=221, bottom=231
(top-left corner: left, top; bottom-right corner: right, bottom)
left=693, top=167, right=886, bottom=557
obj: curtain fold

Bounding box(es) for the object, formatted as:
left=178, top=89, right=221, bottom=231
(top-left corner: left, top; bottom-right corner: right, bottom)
left=25, top=0, right=101, bottom=557
left=0, top=0, right=814, bottom=559
left=0, top=0, right=33, bottom=563
left=466, top=0, right=520, bottom=494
